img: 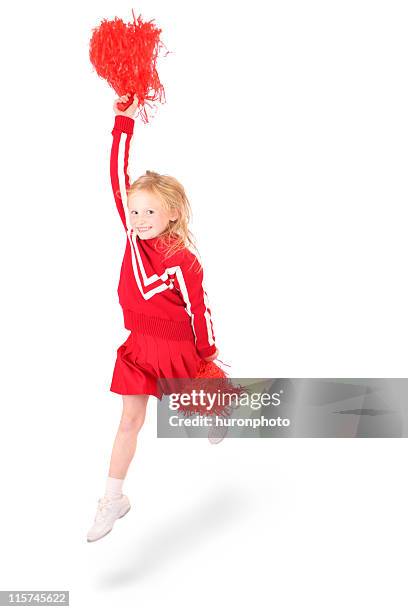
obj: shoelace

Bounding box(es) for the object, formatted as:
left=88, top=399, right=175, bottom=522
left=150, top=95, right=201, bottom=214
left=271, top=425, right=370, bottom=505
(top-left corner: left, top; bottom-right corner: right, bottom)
left=95, top=497, right=116, bottom=522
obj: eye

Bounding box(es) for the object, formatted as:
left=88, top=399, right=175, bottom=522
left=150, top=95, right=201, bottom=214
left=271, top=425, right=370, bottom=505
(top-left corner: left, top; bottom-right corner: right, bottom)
left=130, top=210, right=138, bottom=215
left=147, top=210, right=155, bottom=214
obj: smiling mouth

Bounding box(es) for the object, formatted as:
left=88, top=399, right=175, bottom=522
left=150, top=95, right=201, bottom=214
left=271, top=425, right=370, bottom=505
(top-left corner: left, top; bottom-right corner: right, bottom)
left=137, top=226, right=152, bottom=232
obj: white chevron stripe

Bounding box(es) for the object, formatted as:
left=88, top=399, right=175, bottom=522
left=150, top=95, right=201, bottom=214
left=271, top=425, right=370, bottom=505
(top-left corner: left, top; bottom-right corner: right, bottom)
left=130, top=230, right=173, bottom=286
left=129, top=238, right=176, bottom=300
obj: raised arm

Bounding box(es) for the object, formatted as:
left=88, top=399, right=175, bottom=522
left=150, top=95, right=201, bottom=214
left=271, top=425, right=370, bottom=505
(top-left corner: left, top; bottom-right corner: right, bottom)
left=110, top=94, right=140, bottom=231
left=110, top=115, right=135, bottom=231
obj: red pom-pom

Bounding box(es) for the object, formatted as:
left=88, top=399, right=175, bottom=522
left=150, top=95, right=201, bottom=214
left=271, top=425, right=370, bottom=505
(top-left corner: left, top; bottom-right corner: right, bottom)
left=176, top=358, right=247, bottom=418
left=89, top=10, right=170, bottom=123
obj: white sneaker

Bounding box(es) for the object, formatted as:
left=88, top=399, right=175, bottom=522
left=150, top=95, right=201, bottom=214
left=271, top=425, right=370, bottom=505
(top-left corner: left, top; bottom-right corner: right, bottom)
left=207, top=403, right=235, bottom=444
left=87, top=494, right=131, bottom=542
left=208, top=414, right=230, bottom=444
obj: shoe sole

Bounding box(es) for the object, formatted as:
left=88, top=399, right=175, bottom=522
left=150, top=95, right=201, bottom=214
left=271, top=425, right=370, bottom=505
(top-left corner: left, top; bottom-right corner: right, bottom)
left=87, top=504, right=131, bottom=543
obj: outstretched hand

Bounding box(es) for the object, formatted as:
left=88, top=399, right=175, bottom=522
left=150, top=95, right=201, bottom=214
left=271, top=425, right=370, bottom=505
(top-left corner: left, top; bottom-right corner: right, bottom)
left=113, top=93, right=140, bottom=119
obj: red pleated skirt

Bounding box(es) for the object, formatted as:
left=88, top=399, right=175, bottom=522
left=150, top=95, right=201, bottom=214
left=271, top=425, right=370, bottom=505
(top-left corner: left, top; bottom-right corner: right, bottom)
left=110, top=310, right=204, bottom=399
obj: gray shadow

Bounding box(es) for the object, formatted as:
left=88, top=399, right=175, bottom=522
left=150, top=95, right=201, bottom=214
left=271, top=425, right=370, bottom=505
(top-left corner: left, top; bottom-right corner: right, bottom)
left=96, top=483, right=256, bottom=587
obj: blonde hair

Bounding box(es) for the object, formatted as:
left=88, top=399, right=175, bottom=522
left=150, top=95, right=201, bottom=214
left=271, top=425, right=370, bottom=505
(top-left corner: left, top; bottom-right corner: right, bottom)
left=127, top=170, right=202, bottom=273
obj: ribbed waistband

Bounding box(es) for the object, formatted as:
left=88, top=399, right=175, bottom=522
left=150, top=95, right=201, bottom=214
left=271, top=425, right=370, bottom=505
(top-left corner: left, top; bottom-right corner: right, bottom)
left=123, top=309, right=194, bottom=341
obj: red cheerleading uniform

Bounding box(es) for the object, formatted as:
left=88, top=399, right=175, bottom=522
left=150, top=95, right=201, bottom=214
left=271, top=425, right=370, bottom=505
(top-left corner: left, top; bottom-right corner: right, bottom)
left=109, top=114, right=218, bottom=399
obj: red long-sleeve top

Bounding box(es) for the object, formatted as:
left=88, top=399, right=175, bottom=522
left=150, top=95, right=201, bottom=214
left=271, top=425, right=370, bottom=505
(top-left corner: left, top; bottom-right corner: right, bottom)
left=110, top=114, right=218, bottom=359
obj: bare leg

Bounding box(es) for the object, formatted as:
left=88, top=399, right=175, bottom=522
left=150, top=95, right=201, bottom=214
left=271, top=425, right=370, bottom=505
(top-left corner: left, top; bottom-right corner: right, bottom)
left=108, top=394, right=149, bottom=479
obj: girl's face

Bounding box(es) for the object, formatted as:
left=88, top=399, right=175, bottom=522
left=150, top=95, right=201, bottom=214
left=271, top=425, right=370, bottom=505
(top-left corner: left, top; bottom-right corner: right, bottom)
left=127, top=190, right=177, bottom=239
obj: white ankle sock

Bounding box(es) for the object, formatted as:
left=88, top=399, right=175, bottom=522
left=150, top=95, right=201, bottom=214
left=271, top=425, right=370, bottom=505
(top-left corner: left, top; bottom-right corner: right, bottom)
left=105, top=476, right=124, bottom=499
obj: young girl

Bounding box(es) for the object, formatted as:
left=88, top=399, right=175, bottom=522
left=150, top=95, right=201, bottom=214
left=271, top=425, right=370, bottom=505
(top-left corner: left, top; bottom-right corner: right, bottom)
left=87, top=93, right=220, bottom=542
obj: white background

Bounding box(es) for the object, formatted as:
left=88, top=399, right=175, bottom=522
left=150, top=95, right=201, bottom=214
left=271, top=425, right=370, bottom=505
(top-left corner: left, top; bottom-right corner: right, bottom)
left=1, top=0, right=407, bottom=610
